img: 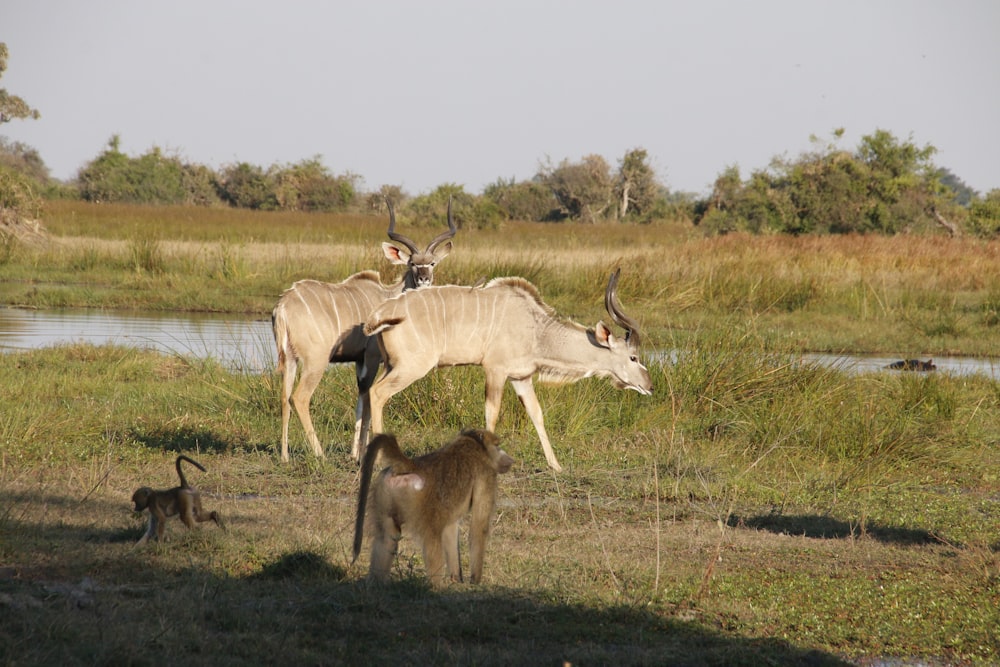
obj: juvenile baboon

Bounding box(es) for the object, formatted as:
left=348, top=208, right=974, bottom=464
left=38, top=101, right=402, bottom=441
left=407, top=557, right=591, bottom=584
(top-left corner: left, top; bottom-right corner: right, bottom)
left=352, top=429, right=515, bottom=585
left=131, top=455, right=223, bottom=545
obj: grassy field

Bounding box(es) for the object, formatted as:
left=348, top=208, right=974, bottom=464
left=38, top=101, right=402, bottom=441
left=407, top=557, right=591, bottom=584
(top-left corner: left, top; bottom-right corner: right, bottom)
left=1, top=201, right=999, bottom=665
left=3, top=200, right=1000, bottom=356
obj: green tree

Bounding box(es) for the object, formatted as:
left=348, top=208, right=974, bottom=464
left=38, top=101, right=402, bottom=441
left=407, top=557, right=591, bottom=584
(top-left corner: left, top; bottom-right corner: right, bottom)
left=366, top=184, right=407, bottom=214
left=77, top=137, right=214, bottom=205
left=216, top=162, right=276, bottom=210
left=0, top=137, right=49, bottom=183
left=935, top=167, right=976, bottom=207
left=967, top=189, right=1000, bottom=238
left=855, top=129, right=938, bottom=232
left=482, top=177, right=556, bottom=222
left=615, top=148, right=659, bottom=219
left=540, top=154, right=613, bottom=222
left=695, top=129, right=951, bottom=236
left=0, top=42, right=44, bottom=233
left=272, top=157, right=358, bottom=212
left=0, top=43, right=40, bottom=125
left=77, top=135, right=132, bottom=202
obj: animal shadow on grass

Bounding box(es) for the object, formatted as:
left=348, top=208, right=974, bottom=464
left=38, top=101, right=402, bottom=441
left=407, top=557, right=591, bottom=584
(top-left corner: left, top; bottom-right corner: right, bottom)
left=728, top=513, right=938, bottom=546
left=0, top=506, right=854, bottom=666
left=250, top=551, right=348, bottom=582
left=0, top=491, right=142, bottom=545
left=129, top=425, right=232, bottom=454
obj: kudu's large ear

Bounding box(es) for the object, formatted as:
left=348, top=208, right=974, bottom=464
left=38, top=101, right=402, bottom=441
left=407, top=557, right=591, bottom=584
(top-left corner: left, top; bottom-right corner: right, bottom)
left=382, top=242, right=411, bottom=265
left=593, top=321, right=615, bottom=348
left=430, top=240, right=453, bottom=261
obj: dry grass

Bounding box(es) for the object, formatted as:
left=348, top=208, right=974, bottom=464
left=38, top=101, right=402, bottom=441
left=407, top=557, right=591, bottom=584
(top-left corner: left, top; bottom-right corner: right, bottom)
left=3, top=447, right=997, bottom=666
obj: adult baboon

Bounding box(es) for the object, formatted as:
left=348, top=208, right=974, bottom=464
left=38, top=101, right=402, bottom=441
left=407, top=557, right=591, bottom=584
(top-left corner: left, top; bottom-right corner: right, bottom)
left=352, top=429, right=514, bottom=585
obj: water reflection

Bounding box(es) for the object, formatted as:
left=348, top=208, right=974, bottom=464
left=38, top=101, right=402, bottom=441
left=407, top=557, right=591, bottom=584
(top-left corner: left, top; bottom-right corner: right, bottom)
left=0, top=307, right=275, bottom=371
left=1, top=307, right=997, bottom=379
left=797, top=352, right=999, bottom=379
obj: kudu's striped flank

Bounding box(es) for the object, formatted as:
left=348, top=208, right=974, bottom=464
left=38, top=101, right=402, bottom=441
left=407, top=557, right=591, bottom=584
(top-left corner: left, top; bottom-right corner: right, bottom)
left=271, top=200, right=456, bottom=462
left=363, top=269, right=652, bottom=471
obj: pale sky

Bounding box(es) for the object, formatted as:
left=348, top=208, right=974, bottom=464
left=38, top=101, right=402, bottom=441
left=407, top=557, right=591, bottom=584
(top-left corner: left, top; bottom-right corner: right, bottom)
left=2, top=0, right=998, bottom=196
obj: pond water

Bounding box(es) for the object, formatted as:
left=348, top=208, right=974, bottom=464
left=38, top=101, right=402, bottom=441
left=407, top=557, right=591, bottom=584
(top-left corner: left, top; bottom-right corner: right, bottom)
left=1, top=307, right=997, bottom=380
left=0, top=307, right=276, bottom=372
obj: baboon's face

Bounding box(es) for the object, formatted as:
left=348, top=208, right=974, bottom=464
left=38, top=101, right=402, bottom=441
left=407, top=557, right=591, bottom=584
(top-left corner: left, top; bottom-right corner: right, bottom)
left=460, top=428, right=514, bottom=473
left=131, top=487, right=152, bottom=512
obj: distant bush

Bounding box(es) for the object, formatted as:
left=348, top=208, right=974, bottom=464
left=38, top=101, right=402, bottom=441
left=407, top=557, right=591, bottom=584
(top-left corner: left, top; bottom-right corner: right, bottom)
left=0, top=165, right=41, bottom=218
left=693, top=129, right=954, bottom=235
left=77, top=135, right=220, bottom=206
left=272, top=157, right=358, bottom=212
left=967, top=189, right=1000, bottom=238
left=483, top=177, right=558, bottom=222
left=216, top=162, right=276, bottom=210
left=0, top=137, right=48, bottom=183
left=216, top=158, right=358, bottom=212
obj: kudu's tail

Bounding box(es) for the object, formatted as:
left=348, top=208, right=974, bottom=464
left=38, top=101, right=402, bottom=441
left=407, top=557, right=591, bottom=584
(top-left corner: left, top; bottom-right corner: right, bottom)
left=272, top=304, right=289, bottom=373
left=363, top=315, right=405, bottom=338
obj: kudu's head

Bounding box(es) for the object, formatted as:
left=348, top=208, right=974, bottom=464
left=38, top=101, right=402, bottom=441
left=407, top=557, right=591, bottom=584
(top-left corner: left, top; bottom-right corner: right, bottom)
left=382, top=197, right=456, bottom=289
left=595, top=268, right=653, bottom=396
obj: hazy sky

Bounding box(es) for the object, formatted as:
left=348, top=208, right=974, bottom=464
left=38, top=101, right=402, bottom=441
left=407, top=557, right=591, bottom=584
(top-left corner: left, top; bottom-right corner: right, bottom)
left=3, top=1, right=998, bottom=196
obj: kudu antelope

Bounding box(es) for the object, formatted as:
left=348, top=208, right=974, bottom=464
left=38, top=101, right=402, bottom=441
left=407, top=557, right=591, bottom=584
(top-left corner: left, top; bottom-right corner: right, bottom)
left=272, top=200, right=456, bottom=462
left=363, top=269, right=652, bottom=471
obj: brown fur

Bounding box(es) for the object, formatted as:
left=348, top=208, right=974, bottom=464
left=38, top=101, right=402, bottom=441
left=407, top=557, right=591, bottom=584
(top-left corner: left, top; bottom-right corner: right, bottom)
left=131, top=455, right=223, bottom=545
left=352, top=429, right=514, bottom=585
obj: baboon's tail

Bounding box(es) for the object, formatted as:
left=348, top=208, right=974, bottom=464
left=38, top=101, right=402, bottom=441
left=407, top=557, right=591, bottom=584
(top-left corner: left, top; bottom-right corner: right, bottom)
left=352, top=434, right=400, bottom=563
left=175, top=455, right=207, bottom=489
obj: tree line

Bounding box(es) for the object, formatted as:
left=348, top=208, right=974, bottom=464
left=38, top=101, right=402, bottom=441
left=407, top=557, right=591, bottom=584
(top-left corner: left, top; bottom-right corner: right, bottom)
left=1, top=43, right=998, bottom=237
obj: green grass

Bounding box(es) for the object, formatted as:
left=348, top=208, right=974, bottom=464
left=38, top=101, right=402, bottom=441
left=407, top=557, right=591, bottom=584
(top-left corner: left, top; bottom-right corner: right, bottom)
left=1, top=328, right=997, bottom=664
left=1, top=202, right=999, bottom=663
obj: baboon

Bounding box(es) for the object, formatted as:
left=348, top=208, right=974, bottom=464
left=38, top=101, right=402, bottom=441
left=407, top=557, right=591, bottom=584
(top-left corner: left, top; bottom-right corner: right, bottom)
left=886, top=358, right=936, bottom=371
left=131, top=455, right=223, bottom=545
left=352, top=429, right=515, bottom=585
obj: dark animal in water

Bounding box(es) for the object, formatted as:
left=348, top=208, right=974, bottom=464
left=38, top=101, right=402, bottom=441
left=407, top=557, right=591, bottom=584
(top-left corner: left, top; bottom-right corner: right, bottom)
left=886, top=359, right=936, bottom=371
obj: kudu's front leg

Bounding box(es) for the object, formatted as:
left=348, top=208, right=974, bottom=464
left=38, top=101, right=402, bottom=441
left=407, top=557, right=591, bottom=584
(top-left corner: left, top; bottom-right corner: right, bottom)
left=508, top=377, right=563, bottom=472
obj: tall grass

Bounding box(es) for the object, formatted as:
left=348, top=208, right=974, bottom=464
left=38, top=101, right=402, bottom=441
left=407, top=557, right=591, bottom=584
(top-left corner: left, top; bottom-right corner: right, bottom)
left=7, top=201, right=998, bottom=355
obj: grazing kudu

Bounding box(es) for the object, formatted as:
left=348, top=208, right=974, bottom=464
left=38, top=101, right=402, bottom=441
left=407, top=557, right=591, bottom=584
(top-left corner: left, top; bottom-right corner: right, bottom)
left=272, top=200, right=456, bottom=462
left=363, top=269, right=653, bottom=472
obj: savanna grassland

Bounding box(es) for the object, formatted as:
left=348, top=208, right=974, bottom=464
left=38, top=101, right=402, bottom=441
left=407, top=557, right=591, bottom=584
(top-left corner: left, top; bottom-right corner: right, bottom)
left=1, top=201, right=998, bottom=666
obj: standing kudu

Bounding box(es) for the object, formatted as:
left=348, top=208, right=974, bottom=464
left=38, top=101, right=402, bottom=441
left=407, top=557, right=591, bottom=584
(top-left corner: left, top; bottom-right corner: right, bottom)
left=272, top=200, right=456, bottom=462
left=363, top=269, right=652, bottom=471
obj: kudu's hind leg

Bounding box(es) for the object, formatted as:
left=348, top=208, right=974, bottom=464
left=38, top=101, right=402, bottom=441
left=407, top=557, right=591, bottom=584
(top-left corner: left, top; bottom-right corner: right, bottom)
left=509, top=377, right=562, bottom=472
left=289, top=365, right=327, bottom=459
left=368, top=361, right=433, bottom=437
left=280, top=357, right=298, bottom=462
